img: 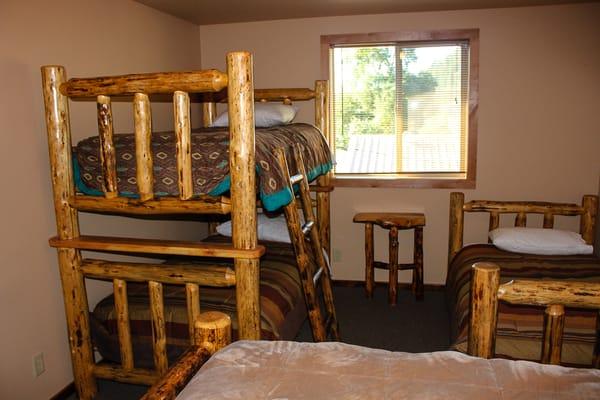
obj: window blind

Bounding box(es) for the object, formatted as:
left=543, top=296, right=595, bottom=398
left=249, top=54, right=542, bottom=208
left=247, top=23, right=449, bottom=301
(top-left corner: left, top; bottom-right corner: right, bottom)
left=331, top=41, right=470, bottom=175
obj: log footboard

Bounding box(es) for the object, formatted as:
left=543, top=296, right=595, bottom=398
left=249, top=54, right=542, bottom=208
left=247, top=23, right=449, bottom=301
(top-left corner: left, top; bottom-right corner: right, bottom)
left=142, top=312, right=232, bottom=400
left=469, top=262, right=600, bottom=366
left=448, top=192, right=598, bottom=267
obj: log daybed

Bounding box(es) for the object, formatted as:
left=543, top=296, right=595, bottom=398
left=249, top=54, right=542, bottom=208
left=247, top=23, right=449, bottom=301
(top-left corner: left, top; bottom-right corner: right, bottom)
left=142, top=262, right=600, bottom=400
left=42, top=52, right=337, bottom=400
left=446, top=192, right=600, bottom=367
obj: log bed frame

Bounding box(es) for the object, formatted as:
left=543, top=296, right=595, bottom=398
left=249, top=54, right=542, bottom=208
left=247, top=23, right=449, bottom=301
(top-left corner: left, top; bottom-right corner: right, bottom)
left=41, top=52, right=333, bottom=399
left=141, top=261, right=600, bottom=400
left=448, top=191, right=598, bottom=266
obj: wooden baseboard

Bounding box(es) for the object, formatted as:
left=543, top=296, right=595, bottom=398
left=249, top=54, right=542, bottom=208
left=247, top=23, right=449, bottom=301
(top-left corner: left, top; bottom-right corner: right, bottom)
left=332, top=279, right=445, bottom=291
left=50, top=382, right=75, bottom=400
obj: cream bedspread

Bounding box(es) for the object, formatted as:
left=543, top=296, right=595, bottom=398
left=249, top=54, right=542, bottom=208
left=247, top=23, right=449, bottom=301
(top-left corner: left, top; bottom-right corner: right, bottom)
left=176, top=340, right=600, bottom=399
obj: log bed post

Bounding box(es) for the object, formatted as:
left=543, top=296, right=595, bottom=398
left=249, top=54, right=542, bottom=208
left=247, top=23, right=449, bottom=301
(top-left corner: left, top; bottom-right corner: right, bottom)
left=448, top=192, right=465, bottom=267
left=581, top=194, right=598, bottom=245
left=226, top=51, right=261, bottom=340
left=42, top=66, right=97, bottom=399
left=468, top=262, right=500, bottom=359
left=141, top=312, right=232, bottom=400
left=315, top=80, right=331, bottom=257
left=541, top=304, right=565, bottom=365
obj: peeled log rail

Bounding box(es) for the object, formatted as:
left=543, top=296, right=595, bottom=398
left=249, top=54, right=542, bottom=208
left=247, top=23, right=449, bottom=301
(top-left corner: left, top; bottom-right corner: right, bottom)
left=96, top=95, right=118, bottom=198
left=149, top=281, right=168, bottom=375
left=498, top=280, right=600, bottom=309
left=80, top=259, right=236, bottom=286
left=216, top=88, right=316, bottom=103
left=72, top=195, right=232, bottom=215
left=173, top=91, right=193, bottom=200
left=49, top=235, right=265, bottom=259
left=92, top=364, right=158, bottom=386
left=61, top=69, right=228, bottom=97
left=186, top=284, right=201, bottom=345
left=139, top=346, right=210, bottom=400
left=464, top=200, right=585, bottom=215
left=113, top=279, right=134, bottom=371
left=134, top=93, right=154, bottom=202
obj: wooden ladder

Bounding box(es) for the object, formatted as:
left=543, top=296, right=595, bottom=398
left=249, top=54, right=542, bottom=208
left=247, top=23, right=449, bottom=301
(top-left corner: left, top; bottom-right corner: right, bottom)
left=275, top=146, right=340, bottom=342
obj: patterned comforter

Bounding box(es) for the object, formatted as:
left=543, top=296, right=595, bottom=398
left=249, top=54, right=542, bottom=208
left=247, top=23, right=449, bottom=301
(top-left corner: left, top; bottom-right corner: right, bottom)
left=446, top=244, right=600, bottom=366
left=75, top=123, right=332, bottom=211
left=90, top=237, right=307, bottom=368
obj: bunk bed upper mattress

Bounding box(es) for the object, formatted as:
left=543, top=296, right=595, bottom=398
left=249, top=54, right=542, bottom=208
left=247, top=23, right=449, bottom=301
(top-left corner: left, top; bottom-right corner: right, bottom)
left=74, top=123, right=332, bottom=211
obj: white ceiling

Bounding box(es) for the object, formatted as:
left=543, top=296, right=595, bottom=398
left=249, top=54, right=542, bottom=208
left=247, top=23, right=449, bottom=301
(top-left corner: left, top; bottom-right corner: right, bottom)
left=135, top=0, right=593, bottom=25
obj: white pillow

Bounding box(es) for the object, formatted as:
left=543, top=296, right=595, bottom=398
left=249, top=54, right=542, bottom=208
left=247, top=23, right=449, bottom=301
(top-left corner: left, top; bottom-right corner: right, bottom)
left=211, top=103, right=298, bottom=128
left=488, top=227, right=593, bottom=255
left=216, top=214, right=294, bottom=243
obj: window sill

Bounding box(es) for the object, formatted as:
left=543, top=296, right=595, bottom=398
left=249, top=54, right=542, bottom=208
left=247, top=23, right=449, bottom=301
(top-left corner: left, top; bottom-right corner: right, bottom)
left=332, top=173, right=476, bottom=189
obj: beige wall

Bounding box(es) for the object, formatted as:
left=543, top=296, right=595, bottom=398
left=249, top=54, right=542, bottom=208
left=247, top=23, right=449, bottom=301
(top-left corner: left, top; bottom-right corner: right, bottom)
left=0, top=1, right=203, bottom=398
left=200, top=3, right=600, bottom=284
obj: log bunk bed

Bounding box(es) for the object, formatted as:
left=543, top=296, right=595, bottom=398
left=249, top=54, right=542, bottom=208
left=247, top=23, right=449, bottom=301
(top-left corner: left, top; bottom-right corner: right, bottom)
left=141, top=262, right=600, bottom=400
left=42, top=52, right=339, bottom=400
left=446, top=192, right=600, bottom=367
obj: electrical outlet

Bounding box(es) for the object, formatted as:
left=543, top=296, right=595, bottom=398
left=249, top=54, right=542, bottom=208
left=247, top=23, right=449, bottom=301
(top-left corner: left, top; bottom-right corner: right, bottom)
left=33, top=353, right=45, bottom=377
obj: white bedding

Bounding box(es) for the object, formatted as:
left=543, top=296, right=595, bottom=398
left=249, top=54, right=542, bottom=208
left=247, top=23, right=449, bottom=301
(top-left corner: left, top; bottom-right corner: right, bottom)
left=177, top=340, right=600, bottom=399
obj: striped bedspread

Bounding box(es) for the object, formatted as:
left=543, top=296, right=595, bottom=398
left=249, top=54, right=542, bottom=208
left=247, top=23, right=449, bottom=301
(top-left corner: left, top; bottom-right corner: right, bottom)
left=446, top=244, right=600, bottom=366
left=90, top=237, right=307, bottom=367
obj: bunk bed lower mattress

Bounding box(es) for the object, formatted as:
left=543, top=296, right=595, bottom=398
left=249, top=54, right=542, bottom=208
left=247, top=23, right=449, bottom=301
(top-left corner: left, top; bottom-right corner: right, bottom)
left=90, top=237, right=307, bottom=367
left=446, top=244, right=600, bottom=366
left=74, top=123, right=332, bottom=211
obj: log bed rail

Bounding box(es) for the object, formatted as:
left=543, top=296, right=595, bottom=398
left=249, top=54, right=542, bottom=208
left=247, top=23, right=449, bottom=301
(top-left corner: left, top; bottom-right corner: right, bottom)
left=468, top=262, right=600, bottom=366
left=448, top=192, right=598, bottom=265
left=42, top=52, right=333, bottom=399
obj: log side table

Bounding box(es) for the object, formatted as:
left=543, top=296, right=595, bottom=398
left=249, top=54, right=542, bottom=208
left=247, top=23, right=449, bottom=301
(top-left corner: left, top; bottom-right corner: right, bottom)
left=353, top=212, right=425, bottom=305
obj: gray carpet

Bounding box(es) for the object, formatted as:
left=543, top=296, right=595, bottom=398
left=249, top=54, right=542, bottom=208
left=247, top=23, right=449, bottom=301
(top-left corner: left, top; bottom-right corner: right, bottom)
left=68, top=286, right=449, bottom=399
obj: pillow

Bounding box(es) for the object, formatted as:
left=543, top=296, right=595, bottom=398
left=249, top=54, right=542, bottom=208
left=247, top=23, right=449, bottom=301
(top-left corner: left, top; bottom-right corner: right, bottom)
left=216, top=213, right=297, bottom=243
left=211, top=103, right=298, bottom=128
left=488, top=227, right=593, bottom=255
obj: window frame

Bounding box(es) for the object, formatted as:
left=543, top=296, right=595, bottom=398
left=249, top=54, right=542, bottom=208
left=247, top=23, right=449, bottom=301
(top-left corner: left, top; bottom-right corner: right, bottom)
left=321, top=29, right=479, bottom=189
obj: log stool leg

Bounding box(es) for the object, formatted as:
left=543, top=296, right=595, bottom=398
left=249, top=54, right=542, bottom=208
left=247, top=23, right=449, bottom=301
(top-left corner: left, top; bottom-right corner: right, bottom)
left=388, top=226, right=399, bottom=305
left=412, top=226, right=424, bottom=301
left=364, top=223, right=374, bottom=298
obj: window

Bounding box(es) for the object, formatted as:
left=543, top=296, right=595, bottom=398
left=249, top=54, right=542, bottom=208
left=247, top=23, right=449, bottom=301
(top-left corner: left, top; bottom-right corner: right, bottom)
left=321, top=30, right=479, bottom=188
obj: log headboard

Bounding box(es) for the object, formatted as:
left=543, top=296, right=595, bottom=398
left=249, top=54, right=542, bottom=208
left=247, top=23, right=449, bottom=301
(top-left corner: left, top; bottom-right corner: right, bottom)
left=448, top=192, right=598, bottom=265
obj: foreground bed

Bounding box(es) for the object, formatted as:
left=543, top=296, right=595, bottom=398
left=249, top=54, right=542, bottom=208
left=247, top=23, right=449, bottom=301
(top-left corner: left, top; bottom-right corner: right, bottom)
left=446, top=192, right=600, bottom=366
left=143, top=263, right=600, bottom=400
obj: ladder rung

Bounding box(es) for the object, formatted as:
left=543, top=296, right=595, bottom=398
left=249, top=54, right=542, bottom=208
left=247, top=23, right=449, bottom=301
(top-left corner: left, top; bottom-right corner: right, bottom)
left=290, top=174, right=304, bottom=185
left=302, top=220, right=314, bottom=236
left=312, top=267, right=323, bottom=285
